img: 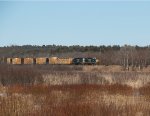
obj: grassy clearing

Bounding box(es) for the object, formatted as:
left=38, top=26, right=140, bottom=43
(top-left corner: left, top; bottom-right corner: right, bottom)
left=0, top=64, right=150, bottom=116
left=0, top=84, right=150, bottom=116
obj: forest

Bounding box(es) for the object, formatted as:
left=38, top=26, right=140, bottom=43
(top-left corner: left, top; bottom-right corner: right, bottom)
left=1, top=45, right=150, bottom=69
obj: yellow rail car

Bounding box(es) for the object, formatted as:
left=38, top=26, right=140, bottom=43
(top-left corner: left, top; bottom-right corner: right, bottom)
left=56, top=58, right=73, bottom=64
left=24, top=58, right=34, bottom=64
left=49, top=57, right=58, bottom=64
left=49, top=57, right=73, bottom=65
left=36, top=57, right=48, bottom=64
left=12, top=58, right=23, bottom=64
left=7, top=58, right=12, bottom=64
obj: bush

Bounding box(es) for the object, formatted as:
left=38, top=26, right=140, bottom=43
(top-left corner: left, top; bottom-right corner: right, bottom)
left=0, top=64, right=43, bottom=86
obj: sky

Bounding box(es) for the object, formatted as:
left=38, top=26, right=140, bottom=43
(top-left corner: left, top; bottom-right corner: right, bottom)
left=0, top=0, right=150, bottom=46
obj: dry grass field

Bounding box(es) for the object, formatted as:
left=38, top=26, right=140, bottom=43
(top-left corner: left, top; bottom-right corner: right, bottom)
left=0, top=64, right=150, bottom=116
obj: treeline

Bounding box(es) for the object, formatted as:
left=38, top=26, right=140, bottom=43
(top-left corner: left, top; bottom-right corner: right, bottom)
left=0, top=45, right=120, bottom=57
left=1, top=44, right=150, bottom=69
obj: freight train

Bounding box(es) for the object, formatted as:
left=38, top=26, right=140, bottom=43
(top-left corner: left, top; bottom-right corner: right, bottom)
left=5, top=57, right=99, bottom=65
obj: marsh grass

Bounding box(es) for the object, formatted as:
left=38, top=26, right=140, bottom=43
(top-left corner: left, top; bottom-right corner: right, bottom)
left=0, top=64, right=150, bottom=116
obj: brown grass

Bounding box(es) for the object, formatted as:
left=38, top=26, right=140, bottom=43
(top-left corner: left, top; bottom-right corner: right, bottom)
left=0, top=64, right=150, bottom=116
left=6, top=84, right=133, bottom=96
left=0, top=84, right=150, bottom=116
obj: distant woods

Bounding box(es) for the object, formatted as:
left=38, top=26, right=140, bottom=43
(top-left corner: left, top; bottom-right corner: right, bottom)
left=1, top=45, right=150, bottom=69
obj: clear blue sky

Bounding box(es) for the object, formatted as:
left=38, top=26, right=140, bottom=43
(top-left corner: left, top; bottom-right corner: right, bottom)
left=0, top=1, right=150, bottom=46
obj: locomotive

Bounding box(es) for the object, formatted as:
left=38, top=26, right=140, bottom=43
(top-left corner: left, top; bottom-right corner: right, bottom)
left=72, top=58, right=97, bottom=65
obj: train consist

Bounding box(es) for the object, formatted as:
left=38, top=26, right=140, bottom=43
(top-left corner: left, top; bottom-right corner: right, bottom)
left=6, top=57, right=99, bottom=65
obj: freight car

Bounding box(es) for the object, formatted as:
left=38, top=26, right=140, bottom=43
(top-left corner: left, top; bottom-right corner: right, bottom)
left=49, top=57, right=73, bottom=65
